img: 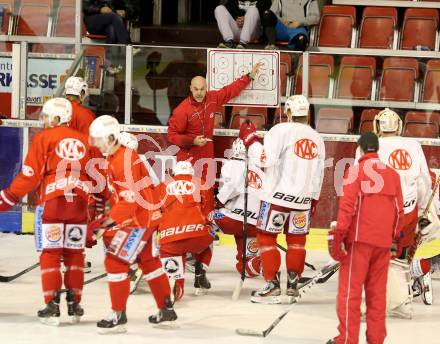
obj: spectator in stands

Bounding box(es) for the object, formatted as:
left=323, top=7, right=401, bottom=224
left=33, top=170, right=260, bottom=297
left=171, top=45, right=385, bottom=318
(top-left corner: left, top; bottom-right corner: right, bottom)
left=263, top=0, right=320, bottom=51
left=214, top=0, right=272, bottom=49
left=83, top=0, right=132, bottom=44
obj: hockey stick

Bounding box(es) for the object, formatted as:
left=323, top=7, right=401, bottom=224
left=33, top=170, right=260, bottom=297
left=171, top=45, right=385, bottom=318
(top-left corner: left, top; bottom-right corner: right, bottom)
left=408, top=176, right=440, bottom=263
left=0, top=262, right=40, bottom=282
left=232, top=140, right=250, bottom=301
left=276, top=243, right=316, bottom=271
left=298, top=263, right=340, bottom=284
left=236, top=261, right=340, bottom=338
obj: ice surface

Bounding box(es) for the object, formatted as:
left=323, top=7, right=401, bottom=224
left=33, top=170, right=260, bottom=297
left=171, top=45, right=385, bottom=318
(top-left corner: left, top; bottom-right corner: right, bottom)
left=0, top=233, right=439, bottom=344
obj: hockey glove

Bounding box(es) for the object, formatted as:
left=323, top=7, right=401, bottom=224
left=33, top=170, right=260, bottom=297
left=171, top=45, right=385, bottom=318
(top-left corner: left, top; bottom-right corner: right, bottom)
left=239, top=120, right=257, bottom=148
left=328, top=230, right=347, bottom=261
left=0, top=189, right=19, bottom=211
left=86, top=215, right=110, bottom=248
left=88, top=194, right=106, bottom=221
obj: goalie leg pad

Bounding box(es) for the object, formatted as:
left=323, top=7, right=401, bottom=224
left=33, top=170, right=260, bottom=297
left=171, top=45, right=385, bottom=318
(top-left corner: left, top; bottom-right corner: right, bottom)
left=386, top=259, right=413, bottom=319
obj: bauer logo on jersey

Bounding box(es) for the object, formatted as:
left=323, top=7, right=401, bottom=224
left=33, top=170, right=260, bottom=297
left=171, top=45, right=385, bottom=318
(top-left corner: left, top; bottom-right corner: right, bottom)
left=160, top=224, right=205, bottom=240
left=289, top=210, right=310, bottom=235
left=388, top=149, right=412, bottom=170
left=55, top=138, right=86, bottom=161
left=248, top=170, right=262, bottom=189
left=294, top=139, right=318, bottom=160
left=166, top=180, right=196, bottom=196
left=22, top=164, right=34, bottom=177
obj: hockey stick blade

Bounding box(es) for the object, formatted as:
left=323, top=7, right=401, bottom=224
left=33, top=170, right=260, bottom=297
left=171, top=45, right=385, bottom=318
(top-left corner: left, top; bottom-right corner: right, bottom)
left=232, top=279, right=244, bottom=301
left=236, top=328, right=265, bottom=337
left=0, top=262, right=40, bottom=282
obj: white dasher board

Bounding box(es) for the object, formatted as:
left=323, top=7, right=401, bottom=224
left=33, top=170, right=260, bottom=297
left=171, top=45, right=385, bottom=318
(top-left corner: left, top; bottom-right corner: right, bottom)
left=207, top=49, right=280, bottom=107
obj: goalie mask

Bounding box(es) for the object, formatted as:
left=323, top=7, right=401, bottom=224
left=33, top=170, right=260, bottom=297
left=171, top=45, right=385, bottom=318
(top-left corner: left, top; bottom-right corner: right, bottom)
left=40, top=97, right=72, bottom=128
left=373, top=108, right=402, bottom=137
left=284, top=95, right=309, bottom=121
left=231, top=138, right=246, bottom=160
left=89, top=115, right=120, bottom=156
left=118, top=132, right=138, bottom=151
left=173, top=161, right=194, bottom=176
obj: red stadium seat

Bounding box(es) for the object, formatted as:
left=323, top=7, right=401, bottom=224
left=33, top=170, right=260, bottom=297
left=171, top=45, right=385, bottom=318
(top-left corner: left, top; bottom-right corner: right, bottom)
left=336, top=56, right=376, bottom=100
left=358, top=108, right=381, bottom=134
left=422, top=59, right=440, bottom=103
left=229, top=106, right=267, bottom=130
left=295, top=54, right=334, bottom=98
left=316, top=108, right=354, bottom=134
left=401, top=9, right=439, bottom=51
left=379, top=57, right=419, bottom=102
left=359, top=7, right=397, bottom=49
left=54, top=2, right=74, bottom=37
left=317, top=5, right=356, bottom=48
left=17, top=2, right=51, bottom=36
left=280, top=53, right=292, bottom=97
left=403, top=111, right=439, bottom=138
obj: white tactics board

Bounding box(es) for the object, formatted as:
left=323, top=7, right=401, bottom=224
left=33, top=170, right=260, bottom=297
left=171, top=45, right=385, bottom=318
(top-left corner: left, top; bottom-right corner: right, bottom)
left=207, top=49, right=280, bottom=107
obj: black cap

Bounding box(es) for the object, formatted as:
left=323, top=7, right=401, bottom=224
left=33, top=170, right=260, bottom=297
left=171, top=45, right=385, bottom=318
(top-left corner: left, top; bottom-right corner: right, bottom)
left=357, top=132, right=379, bottom=153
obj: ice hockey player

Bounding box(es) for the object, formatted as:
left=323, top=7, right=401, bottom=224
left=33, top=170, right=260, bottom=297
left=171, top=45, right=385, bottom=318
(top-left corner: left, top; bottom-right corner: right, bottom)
left=363, top=108, right=432, bottom=318
left=327, top=132, right=404, bottom=344
left=0, top=98, right=94, bottom=325
left=156, top=161, right=214, bottom=301
left=241, top=94, right=325, bottom=304
left=213, top=137, right=264, bottom=278
left=87, top=115, right=177, bottom=333
left=64, top=76, right=95, bottom=136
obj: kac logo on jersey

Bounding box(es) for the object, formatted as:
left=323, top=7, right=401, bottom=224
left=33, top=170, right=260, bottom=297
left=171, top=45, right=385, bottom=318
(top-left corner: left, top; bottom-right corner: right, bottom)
left=248, top=170, right=262, bottom=189
left=388, top=149, right=412, bottom=170
left=56, top=138, right=86, bottom=161
left=294, top=139, right=318, bottom=160
left=166, top=180, right=196, bottom=196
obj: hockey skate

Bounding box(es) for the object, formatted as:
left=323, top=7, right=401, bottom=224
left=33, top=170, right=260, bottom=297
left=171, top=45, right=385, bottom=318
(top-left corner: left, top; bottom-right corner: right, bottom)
left=250, top=272, right=281, bottom=304
left=413, top=272, right=434, bottom=305
left=286, top=271, right=300, bottom=303
left=194, top=262, right=211, bottom=296
left=37, top=292, right=61, bottom=326
left=148, top=297, right=178, bottom=328
left=97, top=310, right=127, bottom=334
left=66, top=289, right=84, bottom=324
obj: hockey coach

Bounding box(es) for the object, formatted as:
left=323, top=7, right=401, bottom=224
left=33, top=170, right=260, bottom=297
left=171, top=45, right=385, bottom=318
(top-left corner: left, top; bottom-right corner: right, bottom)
left=327, top=132, right=404, bottom=344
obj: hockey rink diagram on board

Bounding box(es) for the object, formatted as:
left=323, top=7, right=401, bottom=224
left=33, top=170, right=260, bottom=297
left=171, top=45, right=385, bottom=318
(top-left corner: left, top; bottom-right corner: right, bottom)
left=208, top=49, right=280, bottom=107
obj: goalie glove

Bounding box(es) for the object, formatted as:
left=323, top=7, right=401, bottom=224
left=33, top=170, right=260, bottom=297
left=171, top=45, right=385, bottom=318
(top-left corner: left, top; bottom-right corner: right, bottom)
left=418, top=203, right=440, bottom=245
left=0, top=189, right=19, bottom=211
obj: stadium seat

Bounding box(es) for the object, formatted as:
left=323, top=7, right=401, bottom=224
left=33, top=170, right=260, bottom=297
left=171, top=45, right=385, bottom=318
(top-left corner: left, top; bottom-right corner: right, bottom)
left=280, top=53, right=292, bottom=97
left=379, top=57, right=419, bottom=102
left=336, top=56, right=376, bottom=100
left=317, top=5, right=356, bottom=48
left=401, top=9, right=439, bottom=51
left=358, top=108, right=381, bottom=134
left=54, top=0, right=75, bottom=37
left=84, top=46, right=106, bottom=89
left=295, top=54, right=334, bottom=98
left=422, top=59, right=440, bottom=103
left=316, top=108, right=354, bottom=134
left=403, top=111, right=439, bottom=138
left=229, top=106, right=267, bottom=130
left=17, top=0, right=52, bottom=37
left=358, top=7, right=397, bottom=49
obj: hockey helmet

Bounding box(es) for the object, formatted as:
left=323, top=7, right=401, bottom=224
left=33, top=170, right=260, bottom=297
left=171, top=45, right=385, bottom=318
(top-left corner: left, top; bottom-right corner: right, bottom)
left=118, top=131, right=138, bottom=151
left=40, top=97, right=72, bottom=127
left=173, top=161, right=194, bottom=176
left=231, top=138, right=246, bottom=160
left=65, top=76, right=84, bottom=97
left=89, top=115, right=120, bottom=156
left=373, top=108, right=402, bottom=136
left=284, top=95, right=309, bottom=120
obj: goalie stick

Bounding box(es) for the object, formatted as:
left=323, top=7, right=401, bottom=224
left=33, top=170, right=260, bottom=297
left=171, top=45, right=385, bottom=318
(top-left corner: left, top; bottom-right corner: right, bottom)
left=236, top=261, right=340, bottom=338
left=0, top=262, right=40, bottom=282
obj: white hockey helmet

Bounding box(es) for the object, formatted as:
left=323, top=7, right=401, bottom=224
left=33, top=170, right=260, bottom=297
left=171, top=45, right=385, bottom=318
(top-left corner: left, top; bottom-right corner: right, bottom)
left=173, top=161, right=194, bottom=176
left=118, top=131, right=138, bottom=151
left=89, top=115, right=120, bottom=156
left=284, top=95, right=309, bottom=120
left=373, top=108, right=402, bottom=136
left=65, top=76, right=84, bottom=97
left=231, top=138, right=246, bottom=160
left=40, top=97, right=72, bottom=127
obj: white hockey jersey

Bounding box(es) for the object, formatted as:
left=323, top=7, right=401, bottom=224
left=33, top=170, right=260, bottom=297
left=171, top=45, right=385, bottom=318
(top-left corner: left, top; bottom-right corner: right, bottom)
left=355, top=136, right=431, bottom=214
left=254, top=122, right=325, bottom=210
left=217, top=142, right=264, bottom=225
